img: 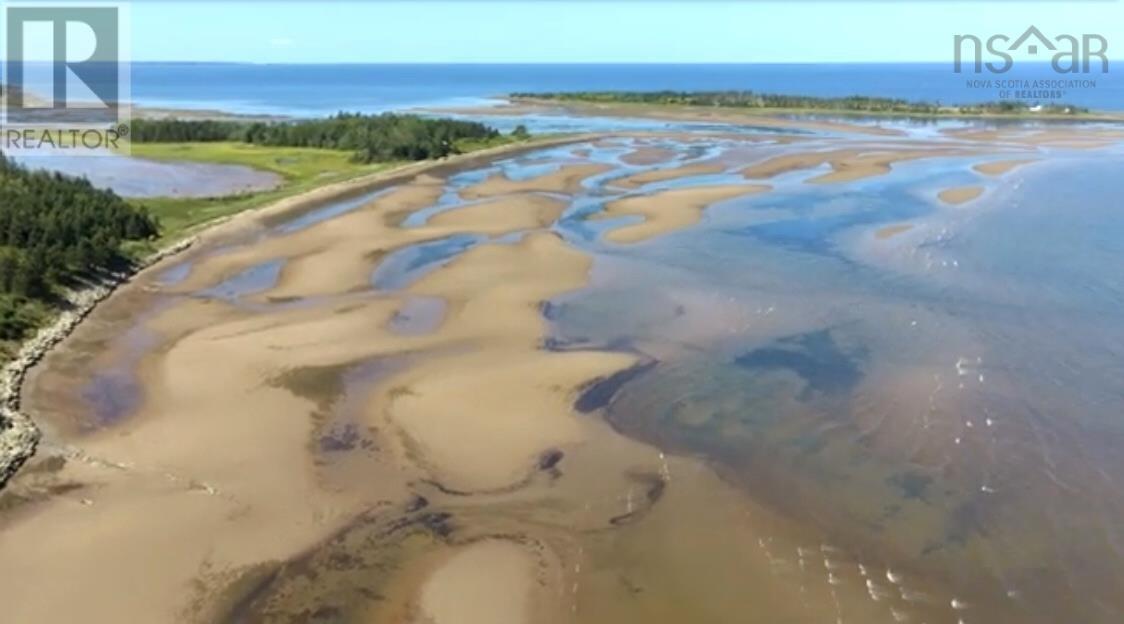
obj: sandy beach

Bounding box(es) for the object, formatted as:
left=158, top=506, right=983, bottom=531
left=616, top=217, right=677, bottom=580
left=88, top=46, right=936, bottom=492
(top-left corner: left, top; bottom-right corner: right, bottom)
left=2, top=121, right=1120, bottom=624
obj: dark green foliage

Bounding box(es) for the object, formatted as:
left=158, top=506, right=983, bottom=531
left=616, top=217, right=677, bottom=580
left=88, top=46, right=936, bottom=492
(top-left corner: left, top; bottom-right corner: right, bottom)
left=128, top=118, right=241, bottom=142
left=512, top=91, right=1088, bottom=116
left=0, top=294, right=47, bottom=340
left=511, top=124, right=530, bottom=139
left=0, top=154, right=159, bottom=340
left=131, top=113, right=501, bottom=162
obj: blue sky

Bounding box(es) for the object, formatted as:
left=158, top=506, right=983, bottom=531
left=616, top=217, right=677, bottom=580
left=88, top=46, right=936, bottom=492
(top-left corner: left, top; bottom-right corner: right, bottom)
left=129, top=1, right=1124, bottom=63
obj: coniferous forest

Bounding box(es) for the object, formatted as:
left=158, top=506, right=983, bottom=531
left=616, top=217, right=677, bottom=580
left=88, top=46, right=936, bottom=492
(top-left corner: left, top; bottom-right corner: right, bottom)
left=0, top=155, right=158, bottom=340
left=130, top=113, right=501, bottom=162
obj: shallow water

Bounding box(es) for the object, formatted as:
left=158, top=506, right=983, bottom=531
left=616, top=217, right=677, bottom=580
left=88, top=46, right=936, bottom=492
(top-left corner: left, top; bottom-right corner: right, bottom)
left=548, top=141, right=1124, bottom=622
left=258, top=134, right=1124, bottom=620
left=11, top=151, right=282, bottom=198
left=19, top=127, right=1124, bottom=623
left=198, top=259, right=285, bottom=300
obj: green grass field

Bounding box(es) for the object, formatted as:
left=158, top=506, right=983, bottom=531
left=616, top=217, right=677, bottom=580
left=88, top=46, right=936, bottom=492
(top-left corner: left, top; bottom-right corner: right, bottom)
left=129, top=142, right=375, bottom=181
left=126, top=142, right=403, bottom=244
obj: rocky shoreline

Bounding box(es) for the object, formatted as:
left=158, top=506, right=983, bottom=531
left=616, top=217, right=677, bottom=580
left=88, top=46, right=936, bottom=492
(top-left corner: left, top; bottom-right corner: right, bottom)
left=0, top=238, right=196, bottom=488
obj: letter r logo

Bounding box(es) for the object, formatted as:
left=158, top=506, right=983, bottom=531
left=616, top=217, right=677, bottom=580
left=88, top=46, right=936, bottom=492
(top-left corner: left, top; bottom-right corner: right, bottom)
left=3, top=3, right=122, bottom=124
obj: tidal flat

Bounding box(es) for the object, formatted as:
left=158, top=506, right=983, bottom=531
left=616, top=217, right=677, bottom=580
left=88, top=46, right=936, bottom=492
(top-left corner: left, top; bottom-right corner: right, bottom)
left=3, top=121, right=1124, bottom=624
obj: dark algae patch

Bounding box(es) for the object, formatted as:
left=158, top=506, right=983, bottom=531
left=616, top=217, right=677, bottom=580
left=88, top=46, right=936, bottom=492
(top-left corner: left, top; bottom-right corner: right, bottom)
left=208, top=502, right=455, bottom=624
left=575, top=360, right=657, bottom=413
left=734, top=328, right=864, bottom=399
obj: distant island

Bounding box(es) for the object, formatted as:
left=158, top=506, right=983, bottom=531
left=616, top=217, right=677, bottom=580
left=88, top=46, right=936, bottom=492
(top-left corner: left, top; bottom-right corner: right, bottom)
left=511, top=91, right=1090, bottom=117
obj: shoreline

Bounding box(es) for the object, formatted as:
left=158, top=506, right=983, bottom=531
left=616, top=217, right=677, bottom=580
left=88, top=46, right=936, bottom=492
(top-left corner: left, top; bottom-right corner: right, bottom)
left=0, top=132, right=599, bottom=489
left=507, top=96, right=1124, bottom=124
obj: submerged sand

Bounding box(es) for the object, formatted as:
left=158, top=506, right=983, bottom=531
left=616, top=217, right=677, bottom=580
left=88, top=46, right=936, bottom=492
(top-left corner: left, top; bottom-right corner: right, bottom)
left=875, top=223, right=914, bottom=239
left=611, top=161, right=727, bottom=189
left=742, top=147, right=986, bottom=184
left=938, top=185, right=984, bottom=205
left=2, top=124, right=1117, bottom=624
left=973, top=158, right=1038, bottom=176
left=598, top=184, right=771, bottom=244
left=459, top=163, right=612, bottom=199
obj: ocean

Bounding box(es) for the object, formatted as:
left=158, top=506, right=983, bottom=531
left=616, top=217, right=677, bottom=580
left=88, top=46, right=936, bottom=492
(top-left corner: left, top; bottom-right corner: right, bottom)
left=126, top=62, right=1124, bottom=115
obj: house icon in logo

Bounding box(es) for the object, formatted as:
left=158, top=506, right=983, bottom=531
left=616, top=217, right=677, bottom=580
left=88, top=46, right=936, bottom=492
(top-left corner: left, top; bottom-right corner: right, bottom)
left=1009, top=26, right=1056, bottom=56
left=954, top=25, right=1107, bottom=74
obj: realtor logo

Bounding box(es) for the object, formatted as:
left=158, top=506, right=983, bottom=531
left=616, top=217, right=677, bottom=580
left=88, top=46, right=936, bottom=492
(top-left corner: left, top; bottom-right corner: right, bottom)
left=2, top=2, right=127, bottom=125
left=954, top=25, right=1108, bottom=74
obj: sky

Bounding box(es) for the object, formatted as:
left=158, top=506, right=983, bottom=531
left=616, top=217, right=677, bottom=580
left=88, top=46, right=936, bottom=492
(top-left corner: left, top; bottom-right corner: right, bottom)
left=122, top=1, right=1124, bottom=64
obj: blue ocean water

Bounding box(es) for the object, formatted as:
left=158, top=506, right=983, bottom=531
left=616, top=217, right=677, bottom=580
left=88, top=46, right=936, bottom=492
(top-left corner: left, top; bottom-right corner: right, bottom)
left=128, top=62, right=1124, bottom=115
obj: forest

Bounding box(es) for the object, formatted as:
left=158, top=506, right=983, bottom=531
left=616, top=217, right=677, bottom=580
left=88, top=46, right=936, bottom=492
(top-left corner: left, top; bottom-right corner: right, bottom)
left=130, top=113, right=502, bottom=162
left=0, top=155, right=159, bottom=341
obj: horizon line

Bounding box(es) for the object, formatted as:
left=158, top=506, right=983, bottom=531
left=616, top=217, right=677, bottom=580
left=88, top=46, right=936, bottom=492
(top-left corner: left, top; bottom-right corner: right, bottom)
left=112, top=59, right=1122, bottom=65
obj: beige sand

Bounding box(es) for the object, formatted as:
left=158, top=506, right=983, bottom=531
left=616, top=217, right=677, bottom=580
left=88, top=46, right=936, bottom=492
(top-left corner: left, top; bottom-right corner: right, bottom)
left=0, top=233, right=629, bottom=622
left=876, top=223, right=914, bottom=239
left=415, top=540, right=536, bottom=624
left=620, top=146, right=678, bottom=166
left=443, top=98, right=907, bottom=137
left=611, top=162, right=726, bottom=189
left=743, top=147, right=979, bottom=184
left=459, top=163, right=612, bottom=199
left=0, top=194, right=634, bottom=622
left=973, top=159, right=1038, bottom=176
left=597, top=185, right=770, bottom=244
left=947, top=127, right=1124, bottom=150
left=374, top=233, right=637, bottom=491
left=938, top=185, right=984, bottom=205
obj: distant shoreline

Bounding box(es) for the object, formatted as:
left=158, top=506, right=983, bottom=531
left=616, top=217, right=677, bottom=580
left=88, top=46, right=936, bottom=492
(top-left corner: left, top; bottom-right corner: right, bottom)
left=508, top=94, right=1124, bottom=123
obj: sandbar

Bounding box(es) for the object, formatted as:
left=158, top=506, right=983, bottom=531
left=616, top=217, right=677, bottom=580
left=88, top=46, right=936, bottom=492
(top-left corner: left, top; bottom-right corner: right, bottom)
left=938, top=185, right=984, bottom=205
left=973, top=159, right=1038, bottom=176
left=460, top=163, right=612, bottom=199
left=611, top=162, right=726, bottom=189
left=620, top=146, right=678, bottom=166
left=597, top=184, right=770, bottom=244
left=875, top=223, right=914, bottom=239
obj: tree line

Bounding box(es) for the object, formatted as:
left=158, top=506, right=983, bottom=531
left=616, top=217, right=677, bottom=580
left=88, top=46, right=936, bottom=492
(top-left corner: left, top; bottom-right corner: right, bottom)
left=512, top=91, right=1088, bottom=115
left=0, top=155, right=158, bottom=340
left=130, top=113, right=504, bottom=162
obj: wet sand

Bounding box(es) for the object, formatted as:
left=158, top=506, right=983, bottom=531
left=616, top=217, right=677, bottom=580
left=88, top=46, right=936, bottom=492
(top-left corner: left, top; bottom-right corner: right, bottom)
left=598, top=185, right=771, bottom=244
left=417, top=540, right=539, bottom=624
left=938, top=185, right=984, bottom=205
left=3, top=124, right=1123, bottom=624
left=460, top=163, right=612, bottom=199
left=743, top=147, right=982, bottom=184
left=611, top=162, right=727, bottom=189
left=973, top=158, right=1038, bottom=176
left=875, top=223, right=914, bottom=239
left=946, top=126, right=1124, bottom=149
left=445, top=98, right=908, bottom=137
left=619, top=146, right=678, bottom=166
